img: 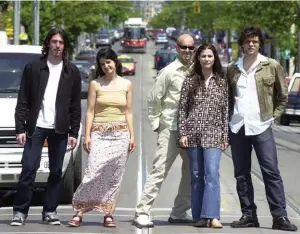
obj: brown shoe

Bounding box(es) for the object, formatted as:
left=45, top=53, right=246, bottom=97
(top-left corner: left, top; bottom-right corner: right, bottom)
left=104, top=215, right=116, bottom=228
left=68, top=214, right=83, bottom=227
left=194, top=219, right=209, bottom=227
left=210, top=218, right=223, bottom=228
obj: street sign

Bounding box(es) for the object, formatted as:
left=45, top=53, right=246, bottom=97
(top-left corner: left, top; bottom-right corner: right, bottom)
left=282, top=49, right=291, bottom=59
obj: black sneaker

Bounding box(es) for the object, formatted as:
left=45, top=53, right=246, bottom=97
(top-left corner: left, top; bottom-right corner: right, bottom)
left=10, top=212, right=26, bottom=226
left=42, top=212, right=61, bottom=225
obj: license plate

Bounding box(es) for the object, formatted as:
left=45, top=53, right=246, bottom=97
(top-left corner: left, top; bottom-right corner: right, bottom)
left=39, top=157, right=49, bottom=170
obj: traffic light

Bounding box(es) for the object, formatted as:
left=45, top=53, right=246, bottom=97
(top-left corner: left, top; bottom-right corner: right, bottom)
left=193, top=2, right=200, bottom=14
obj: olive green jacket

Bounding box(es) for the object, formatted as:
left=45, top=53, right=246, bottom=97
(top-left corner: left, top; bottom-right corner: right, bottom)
left=227, top=57, right=288, bottom=123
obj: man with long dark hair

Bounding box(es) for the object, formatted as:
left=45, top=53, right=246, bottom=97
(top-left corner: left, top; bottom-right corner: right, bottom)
left=11, top=28, right=81, bottom=226
left=227, top=26, right=297, bottom=231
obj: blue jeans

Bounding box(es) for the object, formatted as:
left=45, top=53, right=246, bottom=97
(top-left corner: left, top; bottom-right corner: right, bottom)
left=13, top=127, right=68, bottom=215
left=187, top=147, right=222, bottom=220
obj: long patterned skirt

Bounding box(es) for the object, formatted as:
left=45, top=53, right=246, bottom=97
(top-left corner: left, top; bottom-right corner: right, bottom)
left=72, top=122, right=130, bottom=213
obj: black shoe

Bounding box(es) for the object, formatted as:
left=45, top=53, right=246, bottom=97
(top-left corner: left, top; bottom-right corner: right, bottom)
left=230, top=215, right=259, bottom=228
left=42, top=212, right=61, bottom=225
left=194, top=219, right=209, bottom=227
left=272, top=217, right=298, bottom=231
left=168, top=215, right=194, bottom=223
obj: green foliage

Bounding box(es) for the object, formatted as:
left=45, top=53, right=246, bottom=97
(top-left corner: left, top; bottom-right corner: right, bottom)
left=151, top=1, right=300, bottom=54
left=18, top=1, right=135, bottom=49
left=0, top=1, right=8, bottom=12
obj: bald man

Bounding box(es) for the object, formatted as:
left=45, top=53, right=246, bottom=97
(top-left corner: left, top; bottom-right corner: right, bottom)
left=133, top=34, right=196, bottom=228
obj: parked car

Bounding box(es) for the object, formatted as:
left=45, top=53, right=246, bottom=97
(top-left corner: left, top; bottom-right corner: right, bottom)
left=280, top=73, right=300, bottom=126
left=155, top=50, right=177, bottom=72
left=118, top=54, right=136, bottom=75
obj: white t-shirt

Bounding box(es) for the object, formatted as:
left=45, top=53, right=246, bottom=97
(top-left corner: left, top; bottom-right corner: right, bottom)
left=36, top=60, right=63, bottom=129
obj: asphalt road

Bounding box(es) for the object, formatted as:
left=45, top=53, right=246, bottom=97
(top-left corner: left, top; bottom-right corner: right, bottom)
left=0, top=41, right=299, bottom=234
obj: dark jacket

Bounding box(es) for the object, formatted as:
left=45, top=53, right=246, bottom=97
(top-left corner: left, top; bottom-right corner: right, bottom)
left=15, top=56, right=82, bottom=138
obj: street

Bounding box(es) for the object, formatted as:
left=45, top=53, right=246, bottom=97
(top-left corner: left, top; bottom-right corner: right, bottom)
left=0, top=41, right=300, bottom=234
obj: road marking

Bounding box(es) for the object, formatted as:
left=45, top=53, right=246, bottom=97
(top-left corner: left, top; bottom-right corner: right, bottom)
left=1, top=213, right=300, bottom=219
left=136, top=53, right=145, bottom=234
left=0, top=207, right=177, bottom=212
left=0, top=233, right=111, bottom=234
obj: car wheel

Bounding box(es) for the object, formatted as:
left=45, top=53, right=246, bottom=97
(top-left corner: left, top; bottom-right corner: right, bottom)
left=60, top=157, right=74, bottom=204
left=132, top=72, right=135, bottom=75
left=280, top=114, right=290, bottom=126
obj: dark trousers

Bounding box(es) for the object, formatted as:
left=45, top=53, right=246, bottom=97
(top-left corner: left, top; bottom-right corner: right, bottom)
left=230, top=126, right=287, bottom=219
left=13, top=127, right=68, bottom=215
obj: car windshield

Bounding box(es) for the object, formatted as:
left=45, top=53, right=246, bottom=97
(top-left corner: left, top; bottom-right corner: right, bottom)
left=78, top=51, right=94, bottom=56
left=124, top=28, right=146, bottom=39
left=0, top=53, right=41, bottom=92
left=157, top=33, right=167, bottom=37
left=99, top=33, right=109, bottom=38
left=119, top=58, right=133, bottom=63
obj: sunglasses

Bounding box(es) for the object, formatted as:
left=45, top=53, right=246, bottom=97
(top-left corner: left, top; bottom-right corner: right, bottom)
left=177, top=44, right=195, bottom=50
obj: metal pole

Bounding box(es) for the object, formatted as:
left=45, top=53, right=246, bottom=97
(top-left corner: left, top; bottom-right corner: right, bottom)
left=33, top=0, right=40, bottom=45
left=297, top=30, right=300, bottom=72
left=13, top=0, right=20, bottom=45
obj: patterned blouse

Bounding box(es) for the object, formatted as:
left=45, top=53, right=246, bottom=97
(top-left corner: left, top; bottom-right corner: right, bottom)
left=177, top=74, right=229, bottom=149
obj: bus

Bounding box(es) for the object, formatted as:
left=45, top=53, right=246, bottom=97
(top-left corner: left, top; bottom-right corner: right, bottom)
left=121, top=18, right=148, bottom=53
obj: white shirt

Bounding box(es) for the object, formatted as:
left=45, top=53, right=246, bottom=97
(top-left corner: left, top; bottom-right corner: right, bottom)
left=36, top=60, right=63, bottom=129
left=148, top=58, right=193, bottom=131
left=229, top=53, right=273, bottom=135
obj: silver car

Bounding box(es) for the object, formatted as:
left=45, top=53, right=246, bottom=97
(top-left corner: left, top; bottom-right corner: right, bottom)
left=96, top=32, right=113, bottom=48
left=155, top=33, right=168, bottom=45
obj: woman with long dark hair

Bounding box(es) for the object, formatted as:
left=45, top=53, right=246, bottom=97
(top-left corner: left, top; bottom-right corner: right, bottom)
left=68, top=47, right=135, bottom=228
left=177, top=44, right=229, bottom=228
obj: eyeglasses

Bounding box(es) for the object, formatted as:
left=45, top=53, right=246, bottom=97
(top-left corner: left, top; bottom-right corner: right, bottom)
left=177, top=44, right=195, bottom=50
left=51, top=39, right=64, bottom=45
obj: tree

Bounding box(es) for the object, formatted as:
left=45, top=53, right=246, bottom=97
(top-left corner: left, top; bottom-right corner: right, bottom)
left=18, top=1, right=136, bottom=52
left=0, top=1, right=8, bottom=12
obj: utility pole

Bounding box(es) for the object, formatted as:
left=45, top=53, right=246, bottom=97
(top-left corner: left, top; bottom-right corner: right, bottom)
left=13, top=0, right=20, bottom=45
left=33, top=0, right=40, bottom=45
left=52, top=0, right=56, bottom=26
left=298, top=30, right=300, bottom=72
left=225, top=29, right=231, bottom=63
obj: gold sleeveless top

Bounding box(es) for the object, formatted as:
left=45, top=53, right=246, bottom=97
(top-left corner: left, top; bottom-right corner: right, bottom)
left=94, top=89, right=127, bottom=123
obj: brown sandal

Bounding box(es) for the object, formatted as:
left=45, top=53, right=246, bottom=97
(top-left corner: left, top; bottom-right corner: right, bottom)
left=68, top=214, right=83, bottom=227
left=104, top=215, right=116, bottom=228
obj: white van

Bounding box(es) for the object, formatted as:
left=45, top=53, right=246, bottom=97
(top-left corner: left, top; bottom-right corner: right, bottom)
left=280, top=73, right=300, bottom=126
left=0, top=31, right=8, bottom=46
left=0, top=45, right=83, bottom=203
